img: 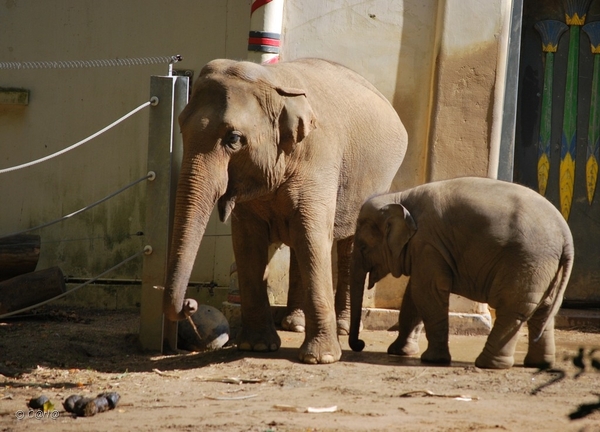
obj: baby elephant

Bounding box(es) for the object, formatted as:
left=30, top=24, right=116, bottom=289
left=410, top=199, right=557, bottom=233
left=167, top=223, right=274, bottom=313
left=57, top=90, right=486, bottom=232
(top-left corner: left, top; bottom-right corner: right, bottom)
left=348, top=177, right=574, bottom=369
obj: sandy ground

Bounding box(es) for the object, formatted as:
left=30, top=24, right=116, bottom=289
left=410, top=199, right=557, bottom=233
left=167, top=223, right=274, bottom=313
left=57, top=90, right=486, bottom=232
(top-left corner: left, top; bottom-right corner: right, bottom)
left=1, top=307, right=600, bottom=432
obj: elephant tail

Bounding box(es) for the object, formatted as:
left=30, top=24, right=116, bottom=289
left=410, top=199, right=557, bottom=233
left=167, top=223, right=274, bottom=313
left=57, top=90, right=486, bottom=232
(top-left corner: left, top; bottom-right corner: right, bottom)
left=532, top=241, right=575, bottom=343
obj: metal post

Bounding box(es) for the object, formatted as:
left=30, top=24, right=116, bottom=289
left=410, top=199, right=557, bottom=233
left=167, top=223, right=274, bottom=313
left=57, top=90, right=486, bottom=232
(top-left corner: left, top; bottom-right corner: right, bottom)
left=139, top=75, right=188, bottom=352
left=497, top=0, right=523, bottom=182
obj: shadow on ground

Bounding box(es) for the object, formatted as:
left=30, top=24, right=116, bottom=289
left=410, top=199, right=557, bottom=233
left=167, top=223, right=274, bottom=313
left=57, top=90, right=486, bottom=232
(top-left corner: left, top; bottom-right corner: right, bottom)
left=1, top=306, right=479, bottom=378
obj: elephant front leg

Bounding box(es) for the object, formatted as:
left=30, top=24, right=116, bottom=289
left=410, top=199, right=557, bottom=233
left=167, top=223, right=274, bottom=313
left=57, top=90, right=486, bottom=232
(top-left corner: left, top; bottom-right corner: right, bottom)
left=293, top=228, right=341, bottom=364
left=281, top=248, right=306, bottom=333
left=411, top=257, right=452, bottom=364
left=232, top=210, right=280, bottom=352
left=388, top=280, right=424, bottom=356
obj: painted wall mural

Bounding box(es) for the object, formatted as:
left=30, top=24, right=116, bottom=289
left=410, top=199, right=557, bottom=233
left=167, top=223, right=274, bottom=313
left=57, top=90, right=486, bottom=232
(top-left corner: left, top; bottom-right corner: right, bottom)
left=534, top=0, right=597, bottom=220
left=515, top=0, right=600, bottom=302
left=535, top=20, right=568, bottom=197
left=583, top=21, right=600, bottom=204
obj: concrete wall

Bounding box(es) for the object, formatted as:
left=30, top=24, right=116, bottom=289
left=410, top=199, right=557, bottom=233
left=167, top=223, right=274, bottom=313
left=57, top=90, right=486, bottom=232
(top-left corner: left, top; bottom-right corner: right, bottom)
left=0, top=0, right=512, bottom=313
left=0, top=1, right=247, bottom=290
left=280, top=0, right=511, bottom=311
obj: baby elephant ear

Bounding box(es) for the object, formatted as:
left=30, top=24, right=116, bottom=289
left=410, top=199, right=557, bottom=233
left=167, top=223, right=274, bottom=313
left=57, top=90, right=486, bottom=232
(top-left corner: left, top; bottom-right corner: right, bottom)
left=385, top=204, right=417, bottom=275
left=276, top=87, right=316, bottom=153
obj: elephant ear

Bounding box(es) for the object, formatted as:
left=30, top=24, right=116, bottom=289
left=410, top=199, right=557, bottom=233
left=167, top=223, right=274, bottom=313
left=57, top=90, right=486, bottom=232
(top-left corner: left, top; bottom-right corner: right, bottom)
left=384, top=204, right=417, bottom=277
left=276, top=87, right=316, bottom=154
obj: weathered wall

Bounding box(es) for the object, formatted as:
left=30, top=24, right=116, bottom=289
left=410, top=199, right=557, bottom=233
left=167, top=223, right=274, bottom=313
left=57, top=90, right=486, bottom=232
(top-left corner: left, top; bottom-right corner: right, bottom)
left=428, top=1, right=506, bottom=181
left=0, top=0, right=512, bottom=313
left=425, top=0, right=509, bottom=314
left=282, top=0, right=437, bottom=190
left=279, top=0, right=510, bottom=311
left=0, top=1, right=248, bottom=287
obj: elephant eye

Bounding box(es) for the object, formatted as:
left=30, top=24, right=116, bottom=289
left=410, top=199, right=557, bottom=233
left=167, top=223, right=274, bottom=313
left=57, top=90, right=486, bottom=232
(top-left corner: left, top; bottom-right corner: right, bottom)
left=224, top=131, right=244, bottom=150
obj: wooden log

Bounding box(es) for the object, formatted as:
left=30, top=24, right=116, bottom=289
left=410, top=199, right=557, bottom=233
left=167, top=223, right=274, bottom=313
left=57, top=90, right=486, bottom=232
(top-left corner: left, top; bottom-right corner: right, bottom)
left=0, top=234, right=41, bottom=282
left=0, top=266, right=65, bottom=315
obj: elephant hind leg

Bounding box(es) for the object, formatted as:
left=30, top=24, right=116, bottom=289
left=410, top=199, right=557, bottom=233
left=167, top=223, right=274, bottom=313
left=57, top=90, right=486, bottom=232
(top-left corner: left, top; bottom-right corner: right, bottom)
left=524, top=304, right=556, bottom=368
left=335, top=237, right=353, bottom=335
left=281, top=248, right=306, bottom=333
left=282, top=238, right=354, bottom=336
left=476, top=311, right=524, bottom=369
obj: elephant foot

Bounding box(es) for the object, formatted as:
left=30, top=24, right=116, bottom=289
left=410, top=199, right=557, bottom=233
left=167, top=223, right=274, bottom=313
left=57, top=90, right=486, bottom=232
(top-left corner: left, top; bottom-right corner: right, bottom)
left=282, top=310, right=355, bottom=336
left=298, top=334, right=342, bottom=364
left=336, top=317, right=362, bottom=336
left=388, top=339, right=419, bottom=356
left=237, top=326, right=281, bottom=353
left=421, top=346, right=451, bottom=365
left=523, top=352, right=554, bottom=369
left=474, top=350, right=514, bottom=369
left=281, top=309, right=305, bottom=333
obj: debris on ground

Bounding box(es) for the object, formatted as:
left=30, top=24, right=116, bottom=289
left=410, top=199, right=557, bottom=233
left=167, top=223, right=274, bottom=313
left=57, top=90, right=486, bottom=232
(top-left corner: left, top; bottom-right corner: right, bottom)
left=63, top=392, right=120, bottom=417
left=273, top=404, right=338, bottom=413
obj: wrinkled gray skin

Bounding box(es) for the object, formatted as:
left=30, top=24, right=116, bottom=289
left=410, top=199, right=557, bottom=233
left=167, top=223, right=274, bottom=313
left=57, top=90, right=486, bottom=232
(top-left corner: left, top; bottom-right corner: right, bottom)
left=163, top=58, right=407, bottom=364
left=349, top=177, right=574, bottom=369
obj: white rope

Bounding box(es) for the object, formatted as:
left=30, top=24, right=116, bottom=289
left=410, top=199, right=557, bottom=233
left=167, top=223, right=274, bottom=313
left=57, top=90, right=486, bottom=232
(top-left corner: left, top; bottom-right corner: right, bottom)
left=0, top=100, right=152, bottom=174
left=1, top=172, right=154, bottom=239
left=0, top=247, right=150, bottom=320
left=0, top=55, right=182, bottom=70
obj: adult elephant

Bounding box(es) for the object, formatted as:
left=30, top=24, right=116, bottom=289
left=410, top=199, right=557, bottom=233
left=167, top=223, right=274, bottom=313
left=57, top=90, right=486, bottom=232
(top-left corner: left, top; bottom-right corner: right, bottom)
left=163, top=58, right=407, bottom=364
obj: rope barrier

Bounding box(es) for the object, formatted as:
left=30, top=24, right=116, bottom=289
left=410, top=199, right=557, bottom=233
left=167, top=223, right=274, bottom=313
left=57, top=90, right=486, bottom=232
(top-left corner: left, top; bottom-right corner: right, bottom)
left=0, top=172, right=155, bottom=239
left=0, top=246, right=151, bottom=320
left=0, top=100, right=154, bottom=174
left=0, top=55, right=182, bottom=70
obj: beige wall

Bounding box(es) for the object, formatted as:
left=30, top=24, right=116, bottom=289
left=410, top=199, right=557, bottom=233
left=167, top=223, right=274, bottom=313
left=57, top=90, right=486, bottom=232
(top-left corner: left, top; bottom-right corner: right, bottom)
left=283, top=0, right=437, bottom=190
left=280, top=0, right=511, bottom=310
left=0, top=0, right=512, bottom=312
left=0, top=1, right=248, bottom=286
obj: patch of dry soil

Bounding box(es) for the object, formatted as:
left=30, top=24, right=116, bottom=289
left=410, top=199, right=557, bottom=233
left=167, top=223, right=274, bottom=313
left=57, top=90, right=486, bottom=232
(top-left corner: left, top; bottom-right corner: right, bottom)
left=1, top=308, right=600, bottom=431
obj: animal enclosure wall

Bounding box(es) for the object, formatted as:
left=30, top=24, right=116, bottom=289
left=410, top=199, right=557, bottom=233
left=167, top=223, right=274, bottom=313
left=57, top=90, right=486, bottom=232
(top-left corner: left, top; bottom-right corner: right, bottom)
left=0, top=1, right=248, bottom=296
left=280, top=0, right=512, bottom=311
left=0, top=0, right=516, bottom=313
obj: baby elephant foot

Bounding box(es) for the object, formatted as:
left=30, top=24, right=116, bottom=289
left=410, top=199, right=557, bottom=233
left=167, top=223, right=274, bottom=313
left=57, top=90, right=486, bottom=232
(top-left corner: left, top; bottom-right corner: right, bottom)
left=237, top=326, right=281, bottom=352
left=388, top=338, right=420, bottom=356
left=523, top=351, right=555, bottom=369
left=281, top=309, right=305, bottom=333
left=421, top=346, right=451, bottom=365
left=298, top=335, right=342, bottom=364
left=475, top=349, right=514, bottom=369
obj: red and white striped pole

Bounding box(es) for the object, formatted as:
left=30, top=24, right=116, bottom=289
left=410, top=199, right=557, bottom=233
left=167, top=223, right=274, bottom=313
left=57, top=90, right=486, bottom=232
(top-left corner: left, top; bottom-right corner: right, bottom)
left=247, top=0, right=284, bottom=64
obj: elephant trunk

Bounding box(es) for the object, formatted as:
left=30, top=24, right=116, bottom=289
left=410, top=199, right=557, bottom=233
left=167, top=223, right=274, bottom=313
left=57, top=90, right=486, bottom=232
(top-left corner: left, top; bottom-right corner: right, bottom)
left=163, top=154, right=228, bottom=322
left=349, top=248, right=367, bottom=352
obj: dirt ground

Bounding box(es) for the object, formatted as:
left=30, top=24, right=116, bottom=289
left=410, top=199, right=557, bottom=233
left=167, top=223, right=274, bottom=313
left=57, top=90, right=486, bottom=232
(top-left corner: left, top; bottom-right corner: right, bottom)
left=1, top=307, right=600, bottom=432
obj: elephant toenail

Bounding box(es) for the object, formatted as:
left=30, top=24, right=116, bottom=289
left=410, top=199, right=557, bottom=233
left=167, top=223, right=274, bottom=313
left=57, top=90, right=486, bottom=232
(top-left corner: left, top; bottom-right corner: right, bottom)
left=239, top=342, right=252, bottom=351
left=301, top=354, right=318, bottom=364
left=321, top=354, right=335, bottom=364
left=254, top=343, right=268, bottom=351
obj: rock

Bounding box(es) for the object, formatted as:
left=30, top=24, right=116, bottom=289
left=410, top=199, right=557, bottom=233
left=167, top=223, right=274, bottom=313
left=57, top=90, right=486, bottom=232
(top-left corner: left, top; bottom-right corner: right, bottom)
left=28, top=395, right=49, bottom=409
left=177, top=304, right=229, bottom=351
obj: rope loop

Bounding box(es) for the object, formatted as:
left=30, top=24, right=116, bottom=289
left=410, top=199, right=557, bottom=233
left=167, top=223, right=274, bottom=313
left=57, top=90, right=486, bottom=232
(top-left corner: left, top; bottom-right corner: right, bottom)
left=0, top=100, right=152, bottom=174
